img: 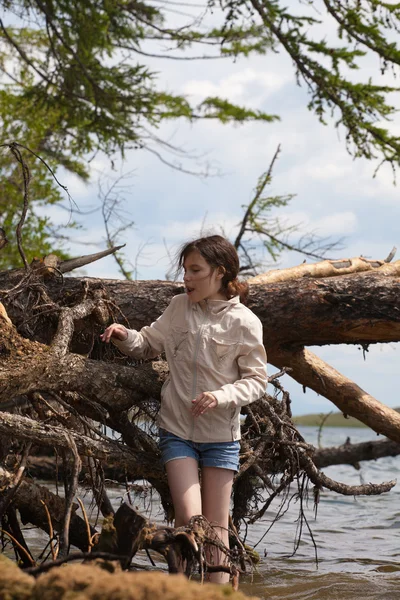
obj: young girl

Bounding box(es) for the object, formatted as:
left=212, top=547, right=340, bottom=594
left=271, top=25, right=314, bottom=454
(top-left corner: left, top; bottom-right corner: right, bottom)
left=100, top=235, right=267, bottom=583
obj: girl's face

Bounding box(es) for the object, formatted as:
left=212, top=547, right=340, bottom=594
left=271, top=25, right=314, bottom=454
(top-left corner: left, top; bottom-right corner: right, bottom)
left=183, top=251, right=226, bottom=303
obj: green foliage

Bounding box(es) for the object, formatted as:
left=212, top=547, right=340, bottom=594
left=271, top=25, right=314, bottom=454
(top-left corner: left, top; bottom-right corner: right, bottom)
left=0, top=146, right=72, bottom=270
left=215, top=0, right=400, bottom=168
left=0, top=0, right=277, bottom=268
left=0, top=0, right=400, bottom=269
left=0, top=0, right=277, bottom=165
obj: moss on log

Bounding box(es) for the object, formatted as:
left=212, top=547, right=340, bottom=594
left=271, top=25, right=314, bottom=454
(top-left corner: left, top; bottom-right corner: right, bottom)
left=0, top=559, right=257, bottom=600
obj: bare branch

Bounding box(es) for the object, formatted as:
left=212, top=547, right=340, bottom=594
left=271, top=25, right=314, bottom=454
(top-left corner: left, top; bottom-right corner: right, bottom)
left=59, top=245, right=126, bottom=274
left=8, top=143, right=31, bottom=269
left=51, top=294, right=105, bottom=357
left=234, top=144, right=281, bottom=250
left=58, top=434, right=82, bottom=557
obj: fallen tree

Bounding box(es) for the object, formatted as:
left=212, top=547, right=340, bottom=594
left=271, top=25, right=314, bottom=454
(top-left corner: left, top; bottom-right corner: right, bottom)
left=0, top=132, right=399, bottom=584
left=0, top=242, right=399, bottom=584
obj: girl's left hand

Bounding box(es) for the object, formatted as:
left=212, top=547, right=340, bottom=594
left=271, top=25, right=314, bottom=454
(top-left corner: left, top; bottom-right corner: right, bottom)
left=192, top=392, right=218, bottom=417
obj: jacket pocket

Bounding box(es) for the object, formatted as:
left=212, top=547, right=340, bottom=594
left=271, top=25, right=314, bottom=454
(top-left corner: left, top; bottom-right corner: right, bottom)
left=210, top=337, right=239, bottom=363
left=168, top=327, right=188, bottom=360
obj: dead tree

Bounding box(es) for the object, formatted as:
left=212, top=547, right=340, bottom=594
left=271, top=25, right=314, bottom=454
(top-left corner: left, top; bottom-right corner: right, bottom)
left=0, top=244, right=399, bottom=576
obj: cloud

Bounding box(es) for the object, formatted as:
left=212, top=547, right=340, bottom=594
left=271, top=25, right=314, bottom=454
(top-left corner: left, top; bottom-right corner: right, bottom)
left=311, top=212, right=358, bottom=236
left=277, top=210, right=357, bottom=238
left=183, top=68, right=291, bottom=105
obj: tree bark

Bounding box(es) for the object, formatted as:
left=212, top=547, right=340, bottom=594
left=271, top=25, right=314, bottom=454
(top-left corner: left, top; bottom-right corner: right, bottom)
left=0, top=254, right=399, bottom=546
left=0, top=351, right=167, bottom=411
left=0, top=467, right=95, bottom=551
left=313, top=437, right=400, bottom=469
left=270, top=347, right=400, bottom=443
left=2, top=267, right=398, bottom=441
left=0, top=411, right=163, bottom=480
left=2, top=267, right=399, bottom=348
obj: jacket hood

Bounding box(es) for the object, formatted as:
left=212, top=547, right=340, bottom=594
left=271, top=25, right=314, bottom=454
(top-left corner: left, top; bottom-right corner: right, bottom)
left=193, top=295, right=240, bottom=315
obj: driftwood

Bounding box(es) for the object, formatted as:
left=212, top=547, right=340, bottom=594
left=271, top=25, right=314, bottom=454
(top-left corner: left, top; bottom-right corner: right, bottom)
left=24, top=433, right=400, bottom=482
left=2, top=257, right=399, bottom=441
left=0, top=246, right=399, bottom=580
left=0, top=466, right=96, bottom=552
left=24, top=501, right=245, bottom=590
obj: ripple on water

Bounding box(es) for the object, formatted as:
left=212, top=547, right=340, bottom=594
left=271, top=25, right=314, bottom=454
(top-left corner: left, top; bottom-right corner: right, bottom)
left=11, top=427, right=400, bottom=599
left=240, top=427, right=400, bottom=598
left=240, top=571, right=400, bottom=600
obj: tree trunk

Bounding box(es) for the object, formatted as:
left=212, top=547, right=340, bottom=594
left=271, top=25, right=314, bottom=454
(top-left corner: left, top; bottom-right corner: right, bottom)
left=2, top=267, right=398, bottom=441
left=2, top=267, right=399, bottom=347
left=0, top=254, right=399, bottom=557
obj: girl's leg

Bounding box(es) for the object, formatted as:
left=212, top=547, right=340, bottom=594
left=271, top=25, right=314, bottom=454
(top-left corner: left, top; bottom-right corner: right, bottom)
left=165, top=457, right=202, bottom=527
left=201, top=467, right=234, bottom=584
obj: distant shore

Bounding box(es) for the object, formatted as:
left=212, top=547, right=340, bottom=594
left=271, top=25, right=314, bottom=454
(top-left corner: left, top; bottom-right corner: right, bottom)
left=293, top=412, right=367, bottom=428
left=293, top=407, right=400, bottom=428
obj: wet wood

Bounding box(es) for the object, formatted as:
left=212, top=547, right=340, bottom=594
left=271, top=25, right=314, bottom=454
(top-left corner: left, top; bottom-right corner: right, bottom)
left=113, top=502, right=148, bottom=568
left=313, top=437, right=400, bottom=469
left=0, top=466, right=96, bottom=551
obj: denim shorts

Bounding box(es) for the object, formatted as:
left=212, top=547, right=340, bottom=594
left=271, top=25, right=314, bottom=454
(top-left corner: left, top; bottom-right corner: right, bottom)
left=159, top=429, right=240, bottom=472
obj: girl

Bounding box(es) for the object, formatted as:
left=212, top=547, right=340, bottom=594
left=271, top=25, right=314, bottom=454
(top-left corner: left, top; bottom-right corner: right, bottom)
left=100, top=235, right=267, bottom=583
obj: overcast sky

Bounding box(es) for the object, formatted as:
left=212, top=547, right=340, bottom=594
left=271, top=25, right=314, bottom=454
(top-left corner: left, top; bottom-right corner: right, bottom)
left=42, top=1, right=399, bottom=417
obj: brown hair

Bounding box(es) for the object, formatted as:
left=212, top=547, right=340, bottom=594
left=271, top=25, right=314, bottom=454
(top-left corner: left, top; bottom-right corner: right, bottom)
left=178, top=235, right=249, bottom=304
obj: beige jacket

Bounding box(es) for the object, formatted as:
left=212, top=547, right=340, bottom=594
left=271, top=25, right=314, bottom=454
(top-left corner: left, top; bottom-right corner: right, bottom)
left=113, top=294, right=267, bottom=442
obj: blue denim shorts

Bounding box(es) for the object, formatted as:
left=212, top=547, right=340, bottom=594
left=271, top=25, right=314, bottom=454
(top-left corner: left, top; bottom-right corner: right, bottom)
left=159, top=429, right=240, bottom=472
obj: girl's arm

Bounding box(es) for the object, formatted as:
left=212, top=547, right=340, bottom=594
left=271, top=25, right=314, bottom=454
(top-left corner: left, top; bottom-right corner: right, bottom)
left=103, top=296, right=176, bottom=360
left=210, top=318, right=267, bottom=409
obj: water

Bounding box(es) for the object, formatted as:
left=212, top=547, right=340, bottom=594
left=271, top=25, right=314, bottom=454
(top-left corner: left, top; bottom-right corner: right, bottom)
left=238, top=426, right=400, bottom=599
left=18, top=426, right=400, bottom=599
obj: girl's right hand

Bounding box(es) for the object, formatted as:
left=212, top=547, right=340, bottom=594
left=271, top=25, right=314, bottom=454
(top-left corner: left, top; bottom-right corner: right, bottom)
left=100, top=324, right=128, bottom=343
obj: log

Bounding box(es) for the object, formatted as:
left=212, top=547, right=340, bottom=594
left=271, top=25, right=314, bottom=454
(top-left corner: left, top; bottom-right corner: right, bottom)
left=0, top=412, right=163, bottom=480
left=270, top=347, right=400, bottom=444
left=23, top=437, right=400, bottom=479
left=248, top=257, right=400, bottom=285
left=0, top=350, right=167, bottom=411
left=313, top=437, right=400, bottom=469
left=2, top=269, right=393, bottom=444
left=2, top=269, right=398, bottom=348
left=0, top=467, right=96, bottom=551
left=1, top=264, right=400, bottom=445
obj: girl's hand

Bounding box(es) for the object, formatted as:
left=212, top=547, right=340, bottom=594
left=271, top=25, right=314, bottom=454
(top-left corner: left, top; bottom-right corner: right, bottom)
left=100, top=324, right=128, bottom=343
left=192, top=392, right=218, bottom=417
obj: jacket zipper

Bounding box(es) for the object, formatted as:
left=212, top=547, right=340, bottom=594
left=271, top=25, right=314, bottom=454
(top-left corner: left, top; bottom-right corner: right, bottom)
left=190, top=302, right=208, bottom=438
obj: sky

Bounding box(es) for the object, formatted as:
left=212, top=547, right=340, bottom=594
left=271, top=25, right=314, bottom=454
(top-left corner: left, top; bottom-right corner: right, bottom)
left=37, top=1, right=399, bottom=417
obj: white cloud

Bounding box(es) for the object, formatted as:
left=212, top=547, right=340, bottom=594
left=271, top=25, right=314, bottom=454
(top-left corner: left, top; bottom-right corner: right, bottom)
left=312, top=212, right=358, bottom=236
left=155, top=213, right=241, bottom=243
left=278, top=210, right=357, bottom=237
left=183, top=68, right=291, bottom=105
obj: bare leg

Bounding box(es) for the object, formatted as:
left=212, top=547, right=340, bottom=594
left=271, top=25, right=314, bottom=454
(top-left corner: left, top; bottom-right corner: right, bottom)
left=165, top=457, right=202, bottom=526
left=201, top=467, right=234, bottom=584
left=165, top=458, right=202, bottom=574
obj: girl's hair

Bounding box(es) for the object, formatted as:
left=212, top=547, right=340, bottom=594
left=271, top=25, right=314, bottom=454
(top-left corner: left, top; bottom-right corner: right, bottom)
left=178, top=235, right=249, bottom=304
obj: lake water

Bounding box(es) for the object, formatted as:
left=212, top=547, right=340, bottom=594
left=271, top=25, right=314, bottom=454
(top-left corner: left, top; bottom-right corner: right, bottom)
left=239, top=426, right=400, bottom=600
left=20, top=426, right=400, bottom=599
